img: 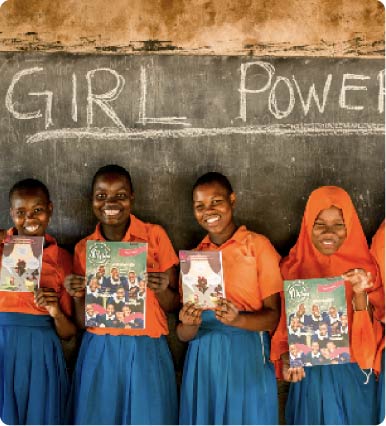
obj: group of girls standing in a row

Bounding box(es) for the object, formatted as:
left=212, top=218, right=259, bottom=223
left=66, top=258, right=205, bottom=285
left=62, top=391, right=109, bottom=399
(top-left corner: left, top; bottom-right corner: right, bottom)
left=0, top=163, right=384, bottom=425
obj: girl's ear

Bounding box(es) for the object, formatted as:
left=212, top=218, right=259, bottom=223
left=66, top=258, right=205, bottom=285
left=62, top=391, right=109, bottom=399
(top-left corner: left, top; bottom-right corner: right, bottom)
left=230, top=192, right=236, bottom=207
left=48, top=201, right=53, bottom=219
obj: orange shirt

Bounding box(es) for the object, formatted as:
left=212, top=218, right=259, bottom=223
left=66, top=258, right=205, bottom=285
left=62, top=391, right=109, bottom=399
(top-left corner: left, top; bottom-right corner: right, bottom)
left=370, top=220, right=385, bottom=374
left=271, top=186, right=383, bottom=369
left=73, top=214, right=178, bottom=338
left=0, top=229, right=72, bottom=317
left=196, top=226, right=282, bottom=310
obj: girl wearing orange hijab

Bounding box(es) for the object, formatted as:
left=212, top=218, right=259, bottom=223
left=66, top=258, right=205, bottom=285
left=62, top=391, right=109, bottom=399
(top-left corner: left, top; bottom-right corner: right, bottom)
left=370, top=220, right=385, bottom=423
left=271, top=186, right=383, bottom=425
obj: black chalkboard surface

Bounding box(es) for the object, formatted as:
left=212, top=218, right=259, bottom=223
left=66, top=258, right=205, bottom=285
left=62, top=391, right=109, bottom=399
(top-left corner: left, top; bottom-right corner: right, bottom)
left=0, top=52, right=384, bottom=254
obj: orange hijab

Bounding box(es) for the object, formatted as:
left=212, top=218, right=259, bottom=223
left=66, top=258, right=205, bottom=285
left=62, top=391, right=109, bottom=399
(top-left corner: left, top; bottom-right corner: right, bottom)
left=277, top=186, right=382, bottom=369
left=281, top=186, right=379, bottom=280
left=371, top=220, right=385, bottom=287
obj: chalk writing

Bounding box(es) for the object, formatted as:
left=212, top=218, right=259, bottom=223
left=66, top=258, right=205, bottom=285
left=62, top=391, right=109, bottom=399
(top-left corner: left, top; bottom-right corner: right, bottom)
left=3, top=60, right=384, bottom=143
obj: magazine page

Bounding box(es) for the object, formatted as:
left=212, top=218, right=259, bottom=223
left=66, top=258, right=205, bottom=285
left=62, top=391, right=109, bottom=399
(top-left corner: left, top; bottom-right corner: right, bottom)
left=179, top=250, right=224, bottom=309
left=0, top=235, right=44, bottom=292
left=284, top=276, right=350, bottom=368
left=85, top=241, right=147, bottom=329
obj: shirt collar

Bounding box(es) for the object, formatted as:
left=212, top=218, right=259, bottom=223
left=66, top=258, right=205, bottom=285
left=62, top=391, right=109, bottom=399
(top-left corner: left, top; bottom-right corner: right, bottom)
left=197, top=225, right=248, bottom=250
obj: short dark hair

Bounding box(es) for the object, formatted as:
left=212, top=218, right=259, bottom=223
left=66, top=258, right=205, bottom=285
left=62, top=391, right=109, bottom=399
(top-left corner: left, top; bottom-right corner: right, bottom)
left=9, top=178, right=50, bottom=203
left=192, top=172, right=233, bottom=196
left=91, top=164, right=134, bottom=193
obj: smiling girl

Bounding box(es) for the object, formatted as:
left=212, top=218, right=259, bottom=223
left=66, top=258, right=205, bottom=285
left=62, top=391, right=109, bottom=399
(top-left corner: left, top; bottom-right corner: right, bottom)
left=65, top=164, right=179, bottom=425
left=271, top=186, right=384, bottom=425
left=0, top=178, right=75, bottom=425
left=177, top=172, right=282, bottom=425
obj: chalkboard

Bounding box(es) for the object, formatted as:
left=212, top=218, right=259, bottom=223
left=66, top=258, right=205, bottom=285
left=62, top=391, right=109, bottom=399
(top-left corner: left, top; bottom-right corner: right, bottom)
left=0, top=52, right=384, bottom=255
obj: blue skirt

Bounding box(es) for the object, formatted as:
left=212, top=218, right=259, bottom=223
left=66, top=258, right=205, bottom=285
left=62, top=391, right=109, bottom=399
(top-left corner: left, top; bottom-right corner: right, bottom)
left=0, top=312, right=69, bottom=425
left=378, top=350, right=385, bottom=424
left=285, top=362, right=378, bottom=425
left=179, top=310, right=278, bottom=425
left=70, top=331, right=178, bottom=425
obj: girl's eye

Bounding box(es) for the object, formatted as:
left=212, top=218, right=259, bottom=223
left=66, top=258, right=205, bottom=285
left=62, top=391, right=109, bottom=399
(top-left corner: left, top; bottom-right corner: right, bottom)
left=116, top=193, right=127, bottom=199
left=16, top=211, right=25, bottom=217
left=34, top=208, right=43, bottom=214
left=194, top=205, right=204, bottom=211
left=95, top=194, right=106, bottom=200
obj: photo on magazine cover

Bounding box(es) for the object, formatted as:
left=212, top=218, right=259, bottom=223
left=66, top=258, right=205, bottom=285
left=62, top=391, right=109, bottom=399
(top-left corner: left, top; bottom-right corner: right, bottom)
left=284, top=276, right=350, bottom=368
left=0, top=235, right=43, bottom=292
left=180, top=250, right=224, bottom=309
left=85, top=241, right=147, bottom=329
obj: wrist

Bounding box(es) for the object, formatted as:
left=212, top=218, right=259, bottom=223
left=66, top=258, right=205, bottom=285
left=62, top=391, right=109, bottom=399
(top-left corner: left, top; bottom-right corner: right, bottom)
left=352, top=291, right=368, bottom=311
left=51, top=310, right=65, bottom=320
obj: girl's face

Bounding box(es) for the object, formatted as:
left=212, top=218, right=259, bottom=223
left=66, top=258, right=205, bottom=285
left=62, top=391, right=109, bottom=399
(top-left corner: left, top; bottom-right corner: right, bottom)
left=92, top=172, right=133, bottom=229
left=10, top=188, right=52, bottom=237
left=311, top=206, right=347, bottom=255
left=193, top=181, right=236, bottom=245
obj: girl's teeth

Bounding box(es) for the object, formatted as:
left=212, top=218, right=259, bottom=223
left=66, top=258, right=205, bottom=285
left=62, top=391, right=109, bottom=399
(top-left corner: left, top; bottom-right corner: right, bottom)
left=105, top=210, right=120, bottom=216
left=25, top=226, right=39, bottom=232
left=206, top=216, right=219, bottom=224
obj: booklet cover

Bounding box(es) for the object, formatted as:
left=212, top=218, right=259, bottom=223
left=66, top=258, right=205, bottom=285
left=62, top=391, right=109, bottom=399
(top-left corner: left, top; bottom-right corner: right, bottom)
left=179, top=250, right=225, bottom=309
left=0, top=235, right=44, bottom=292
left=85, top=241, right=147, bottom=329
left=284, top=276, right=350, bottom=368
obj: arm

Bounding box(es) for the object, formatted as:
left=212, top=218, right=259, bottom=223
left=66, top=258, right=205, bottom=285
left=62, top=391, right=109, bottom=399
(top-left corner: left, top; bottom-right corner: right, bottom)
left=146, top=266, right=180, bottom=313
left=176, top=302, right=203, bottom=342
left=214, top=292, right=281, bottom=332
left=64, top=274, right=86, bottom=329
left=34, top=287, right=76, bottom=339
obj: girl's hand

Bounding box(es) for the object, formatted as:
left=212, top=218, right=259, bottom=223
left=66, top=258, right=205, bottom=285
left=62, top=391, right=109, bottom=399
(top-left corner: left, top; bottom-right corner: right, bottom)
left=34, top=287, right=61, bottom=318
left=64, top=274, right=86, bottom=298
left=282, top=364, right=306, bottom=383
left=0, top=229, right=6, bottom=243
left=215, top=298, right=239, bottom=325
left=179, top=302, right=203, bottom=326
left=146, top=272, right=170, bottom=293
left=342, top=268, right=373, bottom=294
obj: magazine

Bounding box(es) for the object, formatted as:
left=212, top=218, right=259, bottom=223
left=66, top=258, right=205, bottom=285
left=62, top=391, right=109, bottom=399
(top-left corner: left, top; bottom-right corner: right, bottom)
left=0, top=235, right=44, bottom=292
left=283, top=276, right=350, bottom=368
left=179, top=250, right=224, bottom=309
left=85, top=241, right=147, bottom=329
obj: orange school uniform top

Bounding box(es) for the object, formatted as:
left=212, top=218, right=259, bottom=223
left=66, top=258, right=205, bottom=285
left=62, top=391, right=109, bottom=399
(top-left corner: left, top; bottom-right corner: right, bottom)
left=0, top=229, right=72, bottom=317
left=196, top=226, right=283, bottom=311
left=271, top=186, right=384, bottom=370
left=370, top=220, right=385, bottom=374
left=73, top=214, right=179, bottom=338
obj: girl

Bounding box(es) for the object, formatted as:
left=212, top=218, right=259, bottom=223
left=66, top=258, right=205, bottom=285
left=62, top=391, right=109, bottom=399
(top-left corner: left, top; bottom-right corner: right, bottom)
left=65, top=164, right=179, bottom=425
left=0, top=178, right=75, bottom=424
left=177, top=172, right=282, bottom=425
left=271, top=185, right=383, bottom=425
left=370, top=220, right=385, bottom=423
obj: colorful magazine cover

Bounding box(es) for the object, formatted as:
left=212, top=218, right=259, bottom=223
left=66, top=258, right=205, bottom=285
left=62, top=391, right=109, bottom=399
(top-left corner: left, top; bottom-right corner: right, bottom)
left=284, top=276, right=350, bottom=368
left=179, top=250, right=224, bottom=309
left=85, top=241, right=147, bottom=329
left=0, top=235, right=44, bottom=292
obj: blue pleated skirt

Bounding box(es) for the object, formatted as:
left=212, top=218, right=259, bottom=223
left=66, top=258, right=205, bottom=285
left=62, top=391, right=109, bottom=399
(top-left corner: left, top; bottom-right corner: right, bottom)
left=378, top=350, right=385, bottom=424
left=179, top=310, right=278, bottom=425
left=0, top=312, right=69, bottom=425
left=285, top=362, right=378, bottom=425
left=70, top=331, right=178, bottom=425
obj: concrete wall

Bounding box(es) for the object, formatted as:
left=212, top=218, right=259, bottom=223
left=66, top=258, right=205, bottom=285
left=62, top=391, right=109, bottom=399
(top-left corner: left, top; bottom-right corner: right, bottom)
left=0, top=0, right=383, bottom=56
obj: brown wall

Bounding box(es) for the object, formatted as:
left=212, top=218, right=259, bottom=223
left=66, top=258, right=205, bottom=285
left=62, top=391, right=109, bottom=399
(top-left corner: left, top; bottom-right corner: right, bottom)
left=0, top=0, right=383, bottom=56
